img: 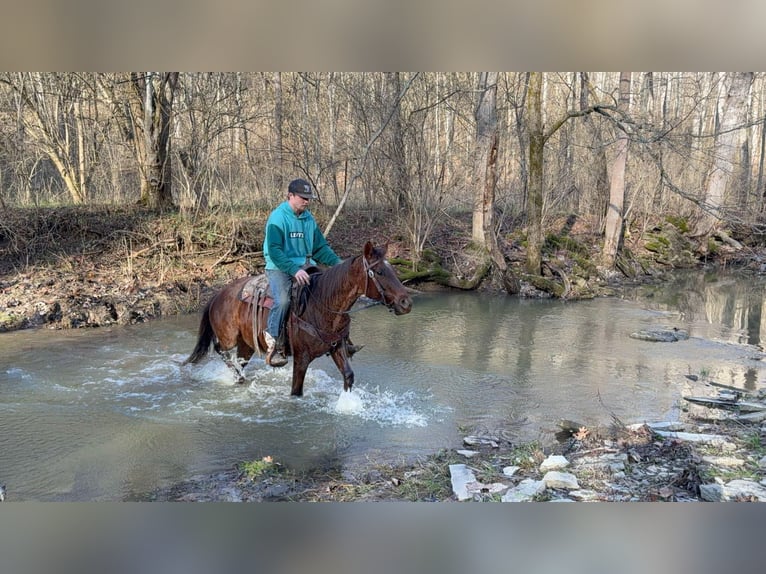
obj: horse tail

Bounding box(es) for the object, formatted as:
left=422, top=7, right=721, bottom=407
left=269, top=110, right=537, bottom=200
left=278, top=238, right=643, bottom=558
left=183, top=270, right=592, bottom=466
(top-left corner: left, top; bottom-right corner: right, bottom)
left=184, top=299, right=215, bottom=364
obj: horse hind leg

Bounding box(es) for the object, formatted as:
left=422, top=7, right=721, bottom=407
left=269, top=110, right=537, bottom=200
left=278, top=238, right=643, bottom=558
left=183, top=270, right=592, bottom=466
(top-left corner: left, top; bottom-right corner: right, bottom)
left=215, top=342, right=247, bottom=384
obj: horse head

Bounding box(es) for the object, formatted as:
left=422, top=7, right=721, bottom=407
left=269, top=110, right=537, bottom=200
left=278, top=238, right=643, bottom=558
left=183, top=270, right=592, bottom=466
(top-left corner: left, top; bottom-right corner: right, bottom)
left=362, top=241, right=412, bottom=316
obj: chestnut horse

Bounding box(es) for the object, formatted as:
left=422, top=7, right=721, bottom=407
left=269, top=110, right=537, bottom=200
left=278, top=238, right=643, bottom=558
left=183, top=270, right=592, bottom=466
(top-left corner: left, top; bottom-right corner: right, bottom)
left=184, top=241, right=412, bottom=396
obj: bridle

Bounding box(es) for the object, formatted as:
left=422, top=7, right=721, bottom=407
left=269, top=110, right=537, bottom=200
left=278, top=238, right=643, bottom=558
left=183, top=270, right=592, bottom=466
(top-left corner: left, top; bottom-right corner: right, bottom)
left=300, top=255, right=395, bottom=317
left=362, top=256, right=395, bottom=310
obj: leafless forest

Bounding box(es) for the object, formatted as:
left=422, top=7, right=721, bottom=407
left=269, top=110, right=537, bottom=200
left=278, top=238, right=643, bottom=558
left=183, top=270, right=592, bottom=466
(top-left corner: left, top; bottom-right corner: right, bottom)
left=1, top=72, right=763, bottom=273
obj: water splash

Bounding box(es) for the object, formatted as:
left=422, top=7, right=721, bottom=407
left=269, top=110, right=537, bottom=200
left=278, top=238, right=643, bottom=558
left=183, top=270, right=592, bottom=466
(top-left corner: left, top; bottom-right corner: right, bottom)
left=335, top=389, right=364, bottom=413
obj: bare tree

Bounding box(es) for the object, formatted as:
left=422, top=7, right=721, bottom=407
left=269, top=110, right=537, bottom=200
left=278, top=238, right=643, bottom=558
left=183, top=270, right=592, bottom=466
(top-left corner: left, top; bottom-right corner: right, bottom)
left=602, top=72, right=631, bottom=267
left=692, top=72, right=754, bottom=237
left=129, top=72, right=179, bottom=211
left=2, top=73, right=99, bottom=204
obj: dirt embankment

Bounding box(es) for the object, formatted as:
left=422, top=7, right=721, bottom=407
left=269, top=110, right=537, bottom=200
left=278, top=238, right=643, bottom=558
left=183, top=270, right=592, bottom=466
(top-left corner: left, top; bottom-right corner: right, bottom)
left=2, top=204, right=761, bottom=334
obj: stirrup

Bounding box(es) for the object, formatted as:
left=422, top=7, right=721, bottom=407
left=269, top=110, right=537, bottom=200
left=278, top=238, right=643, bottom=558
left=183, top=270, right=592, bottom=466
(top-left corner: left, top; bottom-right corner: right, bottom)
left=266, top=349, right=288, bottom=367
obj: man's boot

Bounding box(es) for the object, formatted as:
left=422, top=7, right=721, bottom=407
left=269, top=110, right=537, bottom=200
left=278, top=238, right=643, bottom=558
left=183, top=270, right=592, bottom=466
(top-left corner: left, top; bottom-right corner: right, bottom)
left=264, top=332, right=288, bottom=367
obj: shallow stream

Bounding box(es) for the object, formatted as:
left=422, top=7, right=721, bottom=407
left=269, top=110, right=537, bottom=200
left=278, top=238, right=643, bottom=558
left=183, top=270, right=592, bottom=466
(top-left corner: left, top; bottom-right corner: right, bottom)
left=1, top=270, right=764, bottom=500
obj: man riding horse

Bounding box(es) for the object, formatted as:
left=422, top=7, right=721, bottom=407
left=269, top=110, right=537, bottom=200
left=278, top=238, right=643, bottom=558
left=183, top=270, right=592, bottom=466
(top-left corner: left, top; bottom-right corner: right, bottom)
left=263, top=178, right=358, bottom=366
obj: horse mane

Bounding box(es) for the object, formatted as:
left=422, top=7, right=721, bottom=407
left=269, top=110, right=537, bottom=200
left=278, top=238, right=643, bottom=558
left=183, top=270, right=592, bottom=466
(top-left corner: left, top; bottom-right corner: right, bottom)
left=308, top=245, right=382, bottom=307
left=309, top=255, right=357, bottom=303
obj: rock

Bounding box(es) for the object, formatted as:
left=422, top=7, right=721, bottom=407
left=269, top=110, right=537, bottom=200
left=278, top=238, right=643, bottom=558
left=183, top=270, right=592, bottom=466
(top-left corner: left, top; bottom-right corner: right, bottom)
left=466, top=482, right=509, bottom=496
left=702, top=455, right=744, bottom=468
left=539, top=455, right=569, bottom=472
left=501, top=479, right=546, bottom=502
left=630, top=421, right=686, bottom=432
left=569, top=489, right=601, bottom=501
left=653, top=430, right=730, bottom=445
left=629, top=328, right=689, bottom=342
left=572, top=452, right=626, bottom=473
left=543, top=471, right=580, bottom=490
left=723, top=480, right=766, bottom=501
left=699, top=483, right=724, bottom=502
left=502, top=466, right=520, bottom=477
left=449, top=464, right=477, bottom=501
left=463, top=435, right=499, bottom=448
left=700, top=479, right=766, bottom=502
left=456, top=449, right=480, bottom=458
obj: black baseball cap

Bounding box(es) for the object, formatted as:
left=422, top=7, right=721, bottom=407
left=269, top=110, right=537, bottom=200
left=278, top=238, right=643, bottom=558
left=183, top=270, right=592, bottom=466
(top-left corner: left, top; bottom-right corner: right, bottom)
left=288, top=178, right=317, bottom=199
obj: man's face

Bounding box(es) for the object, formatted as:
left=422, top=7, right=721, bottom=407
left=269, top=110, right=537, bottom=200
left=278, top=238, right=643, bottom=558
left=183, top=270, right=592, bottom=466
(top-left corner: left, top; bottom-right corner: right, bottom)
left=288, top=193, right=311, bottom=214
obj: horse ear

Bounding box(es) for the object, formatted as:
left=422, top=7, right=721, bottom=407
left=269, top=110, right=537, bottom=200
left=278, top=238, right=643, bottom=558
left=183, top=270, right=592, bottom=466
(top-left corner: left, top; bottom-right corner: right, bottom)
left=364, top=241, right=374, bottom=258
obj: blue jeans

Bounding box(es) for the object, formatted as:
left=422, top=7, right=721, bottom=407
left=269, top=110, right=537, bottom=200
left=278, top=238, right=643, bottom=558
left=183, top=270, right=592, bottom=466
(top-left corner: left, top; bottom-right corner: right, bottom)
left=266, top=269, right=292, bottom=340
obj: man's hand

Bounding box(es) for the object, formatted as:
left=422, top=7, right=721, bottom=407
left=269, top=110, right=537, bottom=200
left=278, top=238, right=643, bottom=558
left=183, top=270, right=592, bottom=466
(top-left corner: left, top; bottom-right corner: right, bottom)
left=293, top=269, right=310, bottom=286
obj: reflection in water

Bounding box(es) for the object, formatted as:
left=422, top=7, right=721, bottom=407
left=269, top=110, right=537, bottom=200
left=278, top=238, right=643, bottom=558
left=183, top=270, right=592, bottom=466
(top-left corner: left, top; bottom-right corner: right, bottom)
left=0, top=270, right=764, bottom=500
left=624, top=269, right=766, bottom=349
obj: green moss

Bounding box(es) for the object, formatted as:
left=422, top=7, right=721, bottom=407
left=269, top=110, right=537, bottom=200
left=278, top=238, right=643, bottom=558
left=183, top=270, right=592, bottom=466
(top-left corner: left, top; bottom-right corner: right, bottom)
left=523, top=273, right=565, bottom=297
left=665, top=215, right=690, bottom=233
left=645, top=236, right=670, bottom=253
left=544, top=233, right=589, bottom=256
left=0, top=312, right=21, bottom=330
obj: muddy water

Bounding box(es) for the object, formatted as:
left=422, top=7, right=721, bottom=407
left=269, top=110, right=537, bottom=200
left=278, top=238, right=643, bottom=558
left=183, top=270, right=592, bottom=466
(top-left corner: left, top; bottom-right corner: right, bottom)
left=1, top=270, right=764, bottom=500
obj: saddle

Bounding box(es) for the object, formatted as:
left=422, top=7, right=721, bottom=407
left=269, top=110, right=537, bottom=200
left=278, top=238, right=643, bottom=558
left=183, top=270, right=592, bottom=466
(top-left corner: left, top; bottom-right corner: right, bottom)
left=239, top=274, right=272, bottom=308
left=236, top=266, right=323, bottom=354
left=238, top=266, right=321, bottom=312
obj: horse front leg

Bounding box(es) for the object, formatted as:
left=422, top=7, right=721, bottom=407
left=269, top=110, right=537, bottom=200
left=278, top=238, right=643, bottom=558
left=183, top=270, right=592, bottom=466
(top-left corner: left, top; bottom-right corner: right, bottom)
left=291, top=352, right=311, bottom=397
left=330, top=346, right=355, bottom=392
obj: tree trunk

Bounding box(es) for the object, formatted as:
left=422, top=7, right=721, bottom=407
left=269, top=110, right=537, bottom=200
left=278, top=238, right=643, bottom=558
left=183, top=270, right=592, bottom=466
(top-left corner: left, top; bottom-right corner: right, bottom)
left=602, top=72, right=631, bottom=268
left=472, top=73, right=505, bottom=267
left=131, top=72, right=179, bottom=211
left=526, top=72, right=544, bottom=275
left=387, top=72, right=409, bottom=210
left=693, top=72, right=753, bottom=237
left=273, top=72, right=283, bottom=191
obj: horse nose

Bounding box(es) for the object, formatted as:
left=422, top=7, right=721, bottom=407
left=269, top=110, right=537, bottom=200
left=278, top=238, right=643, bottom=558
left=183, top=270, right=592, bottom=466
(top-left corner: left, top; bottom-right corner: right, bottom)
left=398, top=294, right=413, bottom=313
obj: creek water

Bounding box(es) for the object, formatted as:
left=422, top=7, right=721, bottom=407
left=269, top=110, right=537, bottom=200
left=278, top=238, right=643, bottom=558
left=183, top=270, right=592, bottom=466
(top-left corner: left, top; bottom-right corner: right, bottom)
left=1, top=270, right=765, bottom=501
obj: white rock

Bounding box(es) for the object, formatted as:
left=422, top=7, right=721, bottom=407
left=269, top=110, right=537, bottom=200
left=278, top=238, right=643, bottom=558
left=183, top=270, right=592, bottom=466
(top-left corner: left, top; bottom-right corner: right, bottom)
left=502, top=466, right=520, bottom=477
left=702, top=455, right=744, bottom=468
left=456, top=449, right=480, bottom=458
left=467, top=482, right=509, bottom=496
left=654, top=430, right=730, bottom=445
left=543, top=471, right=580, bottom=490
left=501, top=479, right=546, bottom=502
left=449, top=464, right=477, bottom=501
left=724, top=480, right=766, bottom=501
left=569, top=489, right=601, bottom=501
left=540, top=455, right=569, bottom=472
